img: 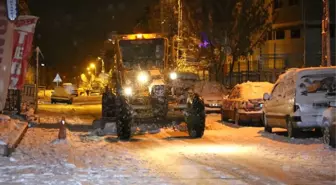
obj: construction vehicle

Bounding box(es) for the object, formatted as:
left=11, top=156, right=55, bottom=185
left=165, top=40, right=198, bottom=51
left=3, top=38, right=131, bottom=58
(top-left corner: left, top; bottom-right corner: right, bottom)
left=99, top=33, right=205, bottom=140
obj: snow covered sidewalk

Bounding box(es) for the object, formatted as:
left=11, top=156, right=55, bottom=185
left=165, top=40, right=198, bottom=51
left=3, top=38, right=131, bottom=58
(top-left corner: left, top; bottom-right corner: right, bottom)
left=0, top=127, right=178, bottom=185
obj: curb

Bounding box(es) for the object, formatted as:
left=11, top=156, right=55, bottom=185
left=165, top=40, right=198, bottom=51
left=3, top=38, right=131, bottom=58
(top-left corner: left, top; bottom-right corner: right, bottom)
left=0, top=122, right=28, bottom=156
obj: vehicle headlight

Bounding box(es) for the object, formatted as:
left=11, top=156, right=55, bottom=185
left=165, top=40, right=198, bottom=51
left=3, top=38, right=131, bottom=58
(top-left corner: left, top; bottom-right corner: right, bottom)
left=124, top=87, right=132, bottom=96
left=137, top=72, right=149, bottom=83
left=170, top=72, right=177, bottom=80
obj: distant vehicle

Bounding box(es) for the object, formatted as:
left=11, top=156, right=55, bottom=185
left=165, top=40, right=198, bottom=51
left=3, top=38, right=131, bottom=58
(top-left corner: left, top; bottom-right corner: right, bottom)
left=262, top=67, right=336, bottom=138
left=194, top=81, right=229, bottom=113
left=322, top=104, right=336, bottom=148
left=51, top=86, right=73, bottom=104
left=221, top=81, right=274, bottom=125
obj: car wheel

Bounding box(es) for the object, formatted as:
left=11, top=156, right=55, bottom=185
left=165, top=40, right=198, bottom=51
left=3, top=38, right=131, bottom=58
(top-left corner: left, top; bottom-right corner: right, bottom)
left=323, top=119, right=335, bottom=148
left=220, top=108, right=226, bottom=122
left=263, top=113, right=272, bottom=133
left=234, top=109, right=240, bottom=125
left=286, top=117, right=298, bottom=138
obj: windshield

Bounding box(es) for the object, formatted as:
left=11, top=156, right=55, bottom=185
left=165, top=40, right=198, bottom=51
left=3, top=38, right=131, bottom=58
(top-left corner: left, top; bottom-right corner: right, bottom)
left=200, top=82, right=226, bottom=95
left=119, top=38, right=165, bottom=70
left=241, top=83, right=273, bottom=100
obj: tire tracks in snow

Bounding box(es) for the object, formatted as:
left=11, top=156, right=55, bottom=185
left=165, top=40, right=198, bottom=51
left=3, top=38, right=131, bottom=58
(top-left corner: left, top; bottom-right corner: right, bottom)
left=121, top=130, right=282, bottom=185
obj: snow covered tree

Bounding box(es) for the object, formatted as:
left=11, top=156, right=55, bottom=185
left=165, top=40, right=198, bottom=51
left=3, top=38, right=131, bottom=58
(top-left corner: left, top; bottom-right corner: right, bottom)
left=186, top=0, right=273, bottom=82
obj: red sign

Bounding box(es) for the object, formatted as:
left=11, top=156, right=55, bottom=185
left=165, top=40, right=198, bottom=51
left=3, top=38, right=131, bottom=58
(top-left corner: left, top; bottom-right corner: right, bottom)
left=0, top=2, right=14, bottom=111
left=8, top=15, right=38, bottom=90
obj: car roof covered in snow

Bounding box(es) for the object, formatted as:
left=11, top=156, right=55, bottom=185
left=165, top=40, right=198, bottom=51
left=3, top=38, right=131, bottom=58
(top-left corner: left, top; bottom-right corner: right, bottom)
left=235, top=81, right=274, bottom=99
left=276, top=66, right=336, bottom=84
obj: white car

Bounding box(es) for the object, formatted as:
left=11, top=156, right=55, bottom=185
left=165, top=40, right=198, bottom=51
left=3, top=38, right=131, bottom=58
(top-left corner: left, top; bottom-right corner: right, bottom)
left=51, top=87, right=73, bottom=104
left=263, top=67, right=336, bottom=138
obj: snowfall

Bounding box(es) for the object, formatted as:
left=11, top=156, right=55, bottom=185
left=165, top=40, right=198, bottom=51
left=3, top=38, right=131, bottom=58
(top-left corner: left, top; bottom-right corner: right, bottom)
left=0, top=104, right=335, bottom=185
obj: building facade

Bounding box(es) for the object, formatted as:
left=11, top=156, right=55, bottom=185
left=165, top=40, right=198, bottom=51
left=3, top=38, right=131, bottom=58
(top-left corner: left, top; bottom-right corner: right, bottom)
left=256, top=0, right=335, bottom=71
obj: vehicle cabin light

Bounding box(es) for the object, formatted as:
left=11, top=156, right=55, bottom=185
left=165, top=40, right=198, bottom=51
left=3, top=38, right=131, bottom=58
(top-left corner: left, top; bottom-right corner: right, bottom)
left=137, top=72, right=149, bottom=83
left=124, top=87, right=133, bottom=96
left=170, top=72, right=177, bottom=80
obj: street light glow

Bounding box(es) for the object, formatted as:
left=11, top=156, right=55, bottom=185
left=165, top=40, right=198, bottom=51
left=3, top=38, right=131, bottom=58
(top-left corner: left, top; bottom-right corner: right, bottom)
left=90, top=63, right=95, bottom=68
left=87, top=67, right=90, bottom=71
left=97, top=57, right=101, bottom=60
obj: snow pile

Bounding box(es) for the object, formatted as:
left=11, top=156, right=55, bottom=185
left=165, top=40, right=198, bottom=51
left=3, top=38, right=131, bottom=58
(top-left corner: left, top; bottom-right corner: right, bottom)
left=0, top=115, right=22, bottom=144
left=0, top=127, right=175, bottom=184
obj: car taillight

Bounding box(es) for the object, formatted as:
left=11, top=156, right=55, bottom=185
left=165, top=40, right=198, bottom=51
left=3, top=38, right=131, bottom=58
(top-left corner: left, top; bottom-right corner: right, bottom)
left=243, top=101, right=254, bottom=110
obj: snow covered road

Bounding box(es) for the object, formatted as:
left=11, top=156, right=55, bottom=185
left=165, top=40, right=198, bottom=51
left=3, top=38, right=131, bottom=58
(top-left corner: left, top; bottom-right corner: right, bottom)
left=0, top=106, right=335, bottom=184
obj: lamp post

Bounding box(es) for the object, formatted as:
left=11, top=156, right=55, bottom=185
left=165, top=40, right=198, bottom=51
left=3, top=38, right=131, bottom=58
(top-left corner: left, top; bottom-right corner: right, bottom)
left=97, top=57, right=105, bottom=73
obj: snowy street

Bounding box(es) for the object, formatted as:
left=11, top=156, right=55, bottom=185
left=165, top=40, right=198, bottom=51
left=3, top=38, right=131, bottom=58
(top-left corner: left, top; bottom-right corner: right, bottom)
left=0, top=104, right=335, bottom=185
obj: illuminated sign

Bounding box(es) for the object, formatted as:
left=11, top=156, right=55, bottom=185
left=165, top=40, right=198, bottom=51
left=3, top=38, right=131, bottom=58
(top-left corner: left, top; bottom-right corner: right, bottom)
left=6, top=0, right=18, bottom=21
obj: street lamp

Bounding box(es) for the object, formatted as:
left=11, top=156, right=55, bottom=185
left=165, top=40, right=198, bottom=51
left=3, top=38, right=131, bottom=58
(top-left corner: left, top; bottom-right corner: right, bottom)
left=90, top=63, right=96, bottom=75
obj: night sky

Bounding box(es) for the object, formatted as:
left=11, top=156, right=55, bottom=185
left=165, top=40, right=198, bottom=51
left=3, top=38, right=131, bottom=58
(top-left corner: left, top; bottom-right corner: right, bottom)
left=28, top=0, right=156, bottom=78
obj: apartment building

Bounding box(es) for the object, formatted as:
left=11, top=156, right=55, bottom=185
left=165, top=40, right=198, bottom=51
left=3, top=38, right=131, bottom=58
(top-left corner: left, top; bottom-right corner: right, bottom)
left=256, top=0, right=335, bottom=71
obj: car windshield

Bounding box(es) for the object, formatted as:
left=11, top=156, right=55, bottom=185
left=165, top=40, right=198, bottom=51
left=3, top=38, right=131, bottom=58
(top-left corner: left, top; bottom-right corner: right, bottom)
left=201, top=82, right=225, bottom=95
left=119, top=38, right=165, bottom=70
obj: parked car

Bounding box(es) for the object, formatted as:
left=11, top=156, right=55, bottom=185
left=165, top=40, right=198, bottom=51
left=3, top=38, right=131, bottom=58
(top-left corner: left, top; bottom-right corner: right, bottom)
left=322, top=103, right=336, bottom=148
left=221, top=81, right=274, bottom=125
left=51, top=86, right=73, bottom=104
left=262, top=67, right=336, bottom=138
left=194, top=81, right=229, bottom=113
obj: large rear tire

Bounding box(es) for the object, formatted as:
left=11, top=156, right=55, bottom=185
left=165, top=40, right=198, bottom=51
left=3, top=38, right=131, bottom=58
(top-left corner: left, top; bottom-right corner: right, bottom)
left=116, top=95, right=133, bottom=140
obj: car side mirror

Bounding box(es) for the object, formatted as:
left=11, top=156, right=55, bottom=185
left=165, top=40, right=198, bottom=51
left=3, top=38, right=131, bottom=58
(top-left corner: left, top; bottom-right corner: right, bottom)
left=263, top=93, right=270, bottom=101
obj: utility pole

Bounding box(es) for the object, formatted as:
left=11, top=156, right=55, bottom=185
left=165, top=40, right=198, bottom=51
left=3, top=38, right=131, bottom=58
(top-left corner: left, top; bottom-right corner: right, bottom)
left=322, top=0, right=331, bottom=66
left=35, top=47, right=39, bottom=112
left=35, top=47, right=44, bottom=112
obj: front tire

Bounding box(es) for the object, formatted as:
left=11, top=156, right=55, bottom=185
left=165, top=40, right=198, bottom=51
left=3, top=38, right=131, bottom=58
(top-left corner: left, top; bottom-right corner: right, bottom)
left=221, top=108, right=227, bottom=122
left=117, top=120, right=131, bottom=140
left=263, top=113, right=272, bottom=133
left=286, top=117, right=299, bottom=138
left=234, top=109, right=240, bottom=125
left=186, top=114, right=205, bottom=138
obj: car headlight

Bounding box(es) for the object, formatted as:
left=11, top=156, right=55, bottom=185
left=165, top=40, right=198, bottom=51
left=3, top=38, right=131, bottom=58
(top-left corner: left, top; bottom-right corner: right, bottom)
left=170, top=72, right=177, bottom=80
left=137, top=72, right=149, bottom=83
left=124, top=87, right=132, bottom=96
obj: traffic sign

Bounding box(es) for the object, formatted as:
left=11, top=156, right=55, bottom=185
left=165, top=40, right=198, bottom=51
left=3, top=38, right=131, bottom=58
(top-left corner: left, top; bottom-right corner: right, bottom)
left=53, top=73, right=62, bottom=86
